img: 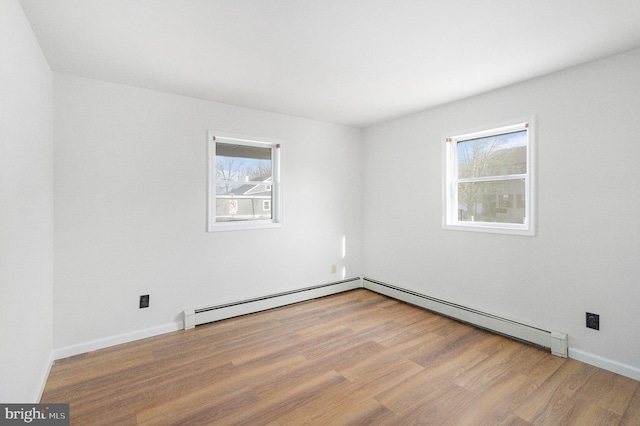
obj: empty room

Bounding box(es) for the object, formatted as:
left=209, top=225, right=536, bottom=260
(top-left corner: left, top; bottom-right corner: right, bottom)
left=2, top=0, right=640, bottom=424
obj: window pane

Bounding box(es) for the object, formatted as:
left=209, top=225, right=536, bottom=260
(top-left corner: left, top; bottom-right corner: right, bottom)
left=457, top=179, right=525, bottom=224
left=215, top=178, right=272, bottom=222
left=457, top=130, right=526, bottom=178
left=216, top=142, right=272, bottom=182
left=215, top=144, right=273, bottom=222
left=215, top=194, right=273, bottom=223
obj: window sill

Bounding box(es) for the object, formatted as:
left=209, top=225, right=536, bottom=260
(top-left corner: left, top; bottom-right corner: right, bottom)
left=208, top=221, right=283, bottom=232
left=443, top=222, right=534, bottom=236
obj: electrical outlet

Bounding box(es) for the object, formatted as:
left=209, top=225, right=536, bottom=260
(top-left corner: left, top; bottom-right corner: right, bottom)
left=140, top=294, right=150, bottom=309
left=331, top=264, right=337, bottom=274
left=586, top=312, right=599, bottom=330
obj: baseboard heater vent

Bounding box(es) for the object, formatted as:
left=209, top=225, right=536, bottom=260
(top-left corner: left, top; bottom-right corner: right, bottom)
left=183, top=277, right=362, bottom=330
left=363, top=277, right=568, bottom=358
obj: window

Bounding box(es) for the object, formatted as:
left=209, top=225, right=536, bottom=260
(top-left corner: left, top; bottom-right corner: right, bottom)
left=208, top=131, right=282, bottom=231
left=443, top=120, right=534, bottom=235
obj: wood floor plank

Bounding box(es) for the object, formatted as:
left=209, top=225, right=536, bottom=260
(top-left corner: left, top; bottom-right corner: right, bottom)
left=509, top=346, right=566, bottom=388
left=555, top=398, right=622, bottom=425
left=220, top=370, right=348, bottom=425
left=280, top=395, right=395, bottom=426
left=337, top=343, right=424, bottom=382
left=136, top=386, right=260, bottom=426
left=621, top=385, right=640, bottom=425
left=374, top=346, right=489, bottom=412
left=269, top=358, right=416, bottom=420
left=284, top=325, right=354, bottom=354
left=343, top=359, right=425, bottom=399
left=443, top=371, right=537, bottom=425
left=388, top=381, right=476, bottom=425
left=372, top=315, right=446, bottom=347
left=246, top=355, right=339, bottom=399
left=453, top=340, right=531, bottom=393
left=497, top=414, right=534, bottom=425
left=297, top=322, right=389, bottom=361
left=580, top=368, right=639, bottom=416
left=513, top=359, right=599, bottom=424
left=409, top=323, right=490, bottom=367
left=40, top=289, right=639, bottom=425
left=58, top=359, right=239, bottom=417
left=43, top=348, right=156, bottom=391
left=379, top=299, right=439, bottom=326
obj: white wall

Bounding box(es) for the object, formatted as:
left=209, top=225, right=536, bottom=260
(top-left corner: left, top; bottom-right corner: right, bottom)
left=53, top=74, right=362, bottom=351
left=0, top=0, right=54, bottom=402
left=362, top=48, right=640, bottom=377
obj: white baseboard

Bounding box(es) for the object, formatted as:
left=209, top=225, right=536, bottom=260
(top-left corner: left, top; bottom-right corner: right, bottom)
left=35, top=351, right=54, bottom=402
left=569, top=348, right=640, bottom=381
left=53, top=322, right=182, bottom=360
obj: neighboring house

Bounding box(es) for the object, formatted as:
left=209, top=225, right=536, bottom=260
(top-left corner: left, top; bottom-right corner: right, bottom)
left=216, top=176, right=273, bottom=221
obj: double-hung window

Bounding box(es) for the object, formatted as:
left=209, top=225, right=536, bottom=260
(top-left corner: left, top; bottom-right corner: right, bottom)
left=208, top=131, right=282, bottom=231
left=443, top=120, right=534, bottom=235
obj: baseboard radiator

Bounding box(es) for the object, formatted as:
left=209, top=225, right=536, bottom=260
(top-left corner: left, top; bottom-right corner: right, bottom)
left=183, top=277, right=362, bottom=330
left=363, top=277, right=568, bottom=358
left=182, top=276, right=568, bottom=358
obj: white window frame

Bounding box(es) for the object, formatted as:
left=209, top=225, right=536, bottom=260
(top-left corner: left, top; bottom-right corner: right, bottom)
left=442, top=119, right=535, bottom=236
left=207, top=131, right=283, bottom=232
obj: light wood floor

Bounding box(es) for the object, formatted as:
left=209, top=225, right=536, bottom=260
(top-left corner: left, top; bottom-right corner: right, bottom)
left=42, top=289, right=640, bottom=425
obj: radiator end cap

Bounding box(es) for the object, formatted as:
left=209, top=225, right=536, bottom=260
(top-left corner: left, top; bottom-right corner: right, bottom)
left=184, top=309, right=196, bottom=330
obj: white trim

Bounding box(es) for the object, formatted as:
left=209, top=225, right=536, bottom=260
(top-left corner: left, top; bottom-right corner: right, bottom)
left=209, top=219, right=282, bottom=232
left=207, top=130, right=283, bottom=232
left=53, top=322, right=182, bottom=360
left=442, top=117, right=536, bottom=236
left=442, top=221, right=534, bottom=236
left=35, top=351, right=54, bottom=402
left=453, top=122, right=529, bottom=142
left=209, top=130, right=282, bottom=146
left=569, top=348, right=640, bottom=381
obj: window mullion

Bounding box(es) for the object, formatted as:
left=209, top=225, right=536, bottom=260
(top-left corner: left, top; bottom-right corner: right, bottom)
left=217, top=180, right=270, bottom=185
left=456, top=174, right=527, bottom=183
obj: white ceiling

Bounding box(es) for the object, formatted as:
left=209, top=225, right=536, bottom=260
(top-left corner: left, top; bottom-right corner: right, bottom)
left=19, top=0, right=640, bottom=128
